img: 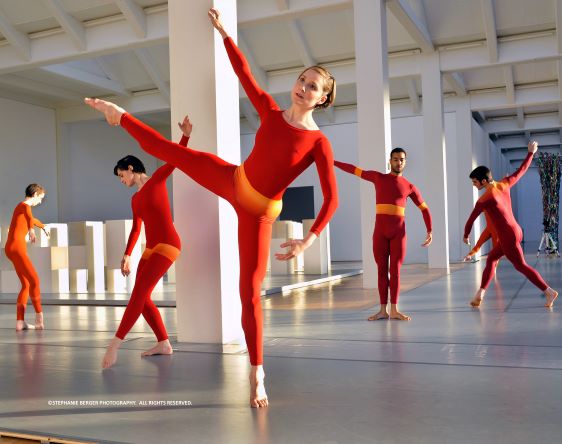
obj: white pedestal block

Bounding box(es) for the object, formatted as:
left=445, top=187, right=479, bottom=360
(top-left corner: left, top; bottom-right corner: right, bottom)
left=106, top=269, right=127, bottom=293
left=0, top=250, right=12, bottom=271
left=0, top=270, right=19, bottom=293
left=68, top=221, right=105, bottom=292
left=166, top=263, right=176, bottom=284
left=1, top=226, right=9, bottom=248
left=303, top=220, right=331, bottom=275
left=70, top=269, right=88, bottom=293
left=270, top=237, right=295, bottom=275
left=271, top=221, right=303, bottom=274
left=36, top=223, right=69, bottom=248
left=28, top=247, right=70, bottom=293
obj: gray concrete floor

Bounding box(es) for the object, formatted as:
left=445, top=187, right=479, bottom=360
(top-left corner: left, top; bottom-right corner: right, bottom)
left=0, top=253, right=561, bottom=444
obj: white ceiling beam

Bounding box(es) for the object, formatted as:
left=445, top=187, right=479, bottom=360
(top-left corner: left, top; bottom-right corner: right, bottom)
left=241, top=99, right=259, bottom=131
left=0, top=74, right=83, bottom=101
left=406, top=78, right=421, bottom=114
left=484, top=114, right=561, bottom=134
left=96, top=57, right=128, bottom=93
left=40, top=64, right=129, bottom=96
left=238, top=0, right=352, bottom=28
left=516, top=107, right=525, bottom=128
left=275, top=0, right=290, bottom=11
left=470, top=83, right=560, bottom=112
left=58, top=89, right=169, bottom=123
left=133, top=48, right=170, bottom=104
left=287, top=20, right=316, bottom=67
left=504, top=65, right=515, bottom=103
left=442, top=72, right=467, bottom=97
left=0, top=7, right=168, bottom=75
left=0, top=8, right=30, bottom=60
left=42, top=0, right=87, bottom=51
left=115, top=0, right=147, bottom=38
left=386, top=0, right=434, bottom=53
left=238, top=33, right=268, bottom=88
left=480, top=0, right=498, bottom=62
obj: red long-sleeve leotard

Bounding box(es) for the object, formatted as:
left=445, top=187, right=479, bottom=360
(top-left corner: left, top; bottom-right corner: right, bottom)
left=464, top=152, right=548, bottom=290
left=115, top=135, right=187, bottom=341
left=335, top=160, right=431, bottom=304
left=117, top=37, right=338, bottom=365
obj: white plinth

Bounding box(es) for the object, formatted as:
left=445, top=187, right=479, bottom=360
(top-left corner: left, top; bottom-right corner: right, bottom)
left=303, top=220, right=331, bottom=275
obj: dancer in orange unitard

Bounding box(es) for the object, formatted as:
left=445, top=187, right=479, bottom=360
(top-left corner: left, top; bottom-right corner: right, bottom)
left=86, top=8, right=338, bottom=408
left=101, top=118, right=191, bottom=369
left=464, top=140, right=558, bottom=308
left=335, top=148, right=432, bottom=321
left=5, top=184, right=48, bottom=331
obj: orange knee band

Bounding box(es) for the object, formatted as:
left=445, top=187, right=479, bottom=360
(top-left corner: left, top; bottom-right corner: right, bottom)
left=234, top=164, right=282, bottom=219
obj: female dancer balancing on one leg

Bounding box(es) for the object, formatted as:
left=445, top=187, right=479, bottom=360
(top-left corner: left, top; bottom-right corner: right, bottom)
left=102, top=118, right=192, bottom=369
left=5, top=184, right=49, bottom=331
left=86, top=8, right=338, bottom=407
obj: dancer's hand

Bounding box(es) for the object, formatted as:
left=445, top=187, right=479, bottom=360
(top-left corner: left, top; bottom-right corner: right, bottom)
left=208, top=8, right=228, bottom=39
left=28, top=229, right=36, bottom=244
left=178, top=115, right=193, bottom=137
left=276, top=233, right=317, bottom=261
left=463, top=253, right=474, bottom=262
left=121, top=255, right=131, bottom=277
left=421, top=232, right=432, bottom=247
left=528, top=140, right=538, bottom=154
left=84, top=97, right=125, bottom=126
left=463, top=237, right=470, bottom=245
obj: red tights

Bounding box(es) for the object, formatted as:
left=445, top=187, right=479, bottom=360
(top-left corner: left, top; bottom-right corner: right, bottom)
left=5, top=248, right=42, bottom=320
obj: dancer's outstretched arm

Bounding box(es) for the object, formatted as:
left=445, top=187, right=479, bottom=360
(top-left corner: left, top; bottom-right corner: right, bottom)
left=463, top=201, right=485, bottom=244
left=334, top=160, right=381, bottom=183
left=505, top=140, right=536, bottom=187
left=208, top=8, right=277, bottom=117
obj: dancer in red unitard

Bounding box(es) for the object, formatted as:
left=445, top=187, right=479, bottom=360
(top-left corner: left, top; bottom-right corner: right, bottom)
left=335, top=148, right=432, bottom=321
left=464, top=140, right=558, bottom=308
left=5, top=184, right=49, bottom=331
left=102, top=118, right=191, bottom=369
left=86, top=8, right=338, bottom=407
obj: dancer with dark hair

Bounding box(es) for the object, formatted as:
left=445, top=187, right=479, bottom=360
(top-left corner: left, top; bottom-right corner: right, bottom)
left=335, top=147, right=432, bottom=321
left=86, top=8, right=338, bottom=407
left=464, top=140, right=558, bottom=307
left=102, top=117, right=192, bottom=369
left=5, top=184, right=49, bottom=331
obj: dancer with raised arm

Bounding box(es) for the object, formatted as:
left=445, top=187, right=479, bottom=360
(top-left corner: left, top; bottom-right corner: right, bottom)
left=102, top=118, right=191, bottom=369
left=335, top=148, right=432, bottom=321
left=86, top=8, right=338, bottom=407
left=464, top=140, right=558, bottom=308
left=5, top=184, right=49, bottom=331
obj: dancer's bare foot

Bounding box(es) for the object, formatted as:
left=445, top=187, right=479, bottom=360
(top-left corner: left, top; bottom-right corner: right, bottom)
left=102, top=337, right=123, bottom=369
left=470, top=288, right=485, bottom=307
left=250, top=365, right=268, bottom=408
left=141, top=339, right=173, bottom=357
left=15, top=320, right=30, bottom=331
left=84, top=98, right=125, bottom=126
left=367, top=310, right=389, bottom=321
left=545, top=287, right=558, bottom=308
left=35, top=312, right=44, bottom=330
left=389, top=310, right=411, bottom=321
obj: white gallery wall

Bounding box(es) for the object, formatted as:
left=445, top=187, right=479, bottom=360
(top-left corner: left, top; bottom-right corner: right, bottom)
left=57, top=120, right=170, bottom=223
left=0, top=97, right=57, bottom=227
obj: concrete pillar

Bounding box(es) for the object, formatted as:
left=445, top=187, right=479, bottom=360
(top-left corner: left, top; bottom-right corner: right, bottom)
left=421, top=53, right=449, bottom=269
left=353, top=0, right=392, bottom=287
left=168, top=0, right=242, bottom=344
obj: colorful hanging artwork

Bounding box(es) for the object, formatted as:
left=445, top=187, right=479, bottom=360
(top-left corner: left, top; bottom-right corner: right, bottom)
left=537, top=153, right=561, bottom=253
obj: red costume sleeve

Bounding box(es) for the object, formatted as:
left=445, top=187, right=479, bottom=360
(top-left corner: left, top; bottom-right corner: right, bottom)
left=408, top=186, right=432, bottom=232
left=309, top=139, right=338, bottom=235
left=505, top=152, right=533, bottom=187
left=464, top=200, right=485, bottom=239
left=334, top=160, right=380, bottom=183
left=223, top=37, right=278, bottom=118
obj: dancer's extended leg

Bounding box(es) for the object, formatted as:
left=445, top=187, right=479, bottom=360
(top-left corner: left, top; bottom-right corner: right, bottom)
left=369, top=229, right=390, bottom=321
left=9, top=251, right=42, bottom=330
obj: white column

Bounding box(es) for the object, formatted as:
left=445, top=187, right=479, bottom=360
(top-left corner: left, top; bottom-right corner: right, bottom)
left=168, top=0, right=242, bottom=344
left=353, top=0, right=392, bottom=288
left=421, top=53, right=449, bottom=269
left=454, top=98, right=480, bottom=259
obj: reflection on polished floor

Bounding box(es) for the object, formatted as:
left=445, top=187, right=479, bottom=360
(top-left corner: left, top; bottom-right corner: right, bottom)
left=0, top=254, right=561, bottom=444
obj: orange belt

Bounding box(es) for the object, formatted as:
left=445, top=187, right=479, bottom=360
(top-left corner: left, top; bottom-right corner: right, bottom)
left=141, top=243, right=180, bottom=262
left=376, top=204, right=405, bottom=217
left=234, top=164, right=283, bottom=219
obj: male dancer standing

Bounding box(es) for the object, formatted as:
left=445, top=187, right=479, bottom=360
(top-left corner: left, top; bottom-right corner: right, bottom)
left=335, top=148, right=432, bottom=320
left=464, top=140, right=558, bottom=308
